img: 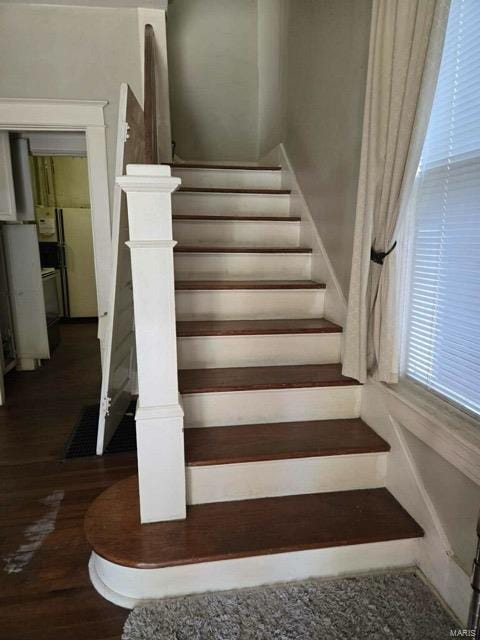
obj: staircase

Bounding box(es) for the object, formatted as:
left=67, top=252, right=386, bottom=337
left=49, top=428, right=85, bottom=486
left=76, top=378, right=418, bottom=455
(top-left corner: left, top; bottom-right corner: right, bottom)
left=86, top=162, right=423, bottom=608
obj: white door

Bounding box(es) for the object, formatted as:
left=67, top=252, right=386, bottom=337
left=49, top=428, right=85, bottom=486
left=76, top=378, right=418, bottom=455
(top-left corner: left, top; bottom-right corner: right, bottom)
left=3, top=224, right=50, bottom=368
left=96, top=84, right=144, bottom=454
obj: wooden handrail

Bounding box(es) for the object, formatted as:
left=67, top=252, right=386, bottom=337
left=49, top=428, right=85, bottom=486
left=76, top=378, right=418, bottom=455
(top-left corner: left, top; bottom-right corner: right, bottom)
left=144, top=24, right=158, bottom=164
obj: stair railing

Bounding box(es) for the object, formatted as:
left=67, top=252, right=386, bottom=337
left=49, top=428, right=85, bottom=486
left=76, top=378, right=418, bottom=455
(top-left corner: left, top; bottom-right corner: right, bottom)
left=144, top=24, right=158, bottom=165
left=116, top=23, right=185, bottom=523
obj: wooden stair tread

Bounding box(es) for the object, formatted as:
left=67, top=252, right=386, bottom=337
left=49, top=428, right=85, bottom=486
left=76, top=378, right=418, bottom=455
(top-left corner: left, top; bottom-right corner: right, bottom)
left=177, top=187, right=291, bottom=195
left=173, top=215, right=300, bottom=222
left=178, top=363, right=359, bottom=394
left=185, top=419, right=390, bottom=466
left=85, top=480, right=424, bottom=569
left=170, top=163, right=282, bottom=171
left=176, top=318, right=342, bottom=336
left=174, top=246, right=312, bottom=254
left=175, top=280, right=325, bottom=290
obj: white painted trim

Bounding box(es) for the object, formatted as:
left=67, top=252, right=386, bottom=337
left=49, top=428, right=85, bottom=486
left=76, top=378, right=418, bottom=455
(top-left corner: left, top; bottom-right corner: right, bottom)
left=89, top=538, right=419, bottom=609
left=391, top=416, right=471, bottom=624
left=360, top=382, right=472, bottom=624
left=0, top=98, right=111, bottom=347
left=183, top=385, right=361, bottom=428
left=276, top=144, right=347, bottom=327
left=127, top=240, right=177, bottom=249
left=120, top=164, right=186, bottom=523
left=3, top=0, right=169, bottom=8
left=177, top=332, right=342, bottom=369
left=0, top=99, right=108, bottom=128
left=187, top=452, right=387, bottom=505
left=118, top=173, right=181, bottom=193
left=379, top=381, right=480, bottom=487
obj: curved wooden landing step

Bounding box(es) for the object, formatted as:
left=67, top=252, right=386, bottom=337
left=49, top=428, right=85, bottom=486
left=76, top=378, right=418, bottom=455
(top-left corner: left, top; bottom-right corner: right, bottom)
left=85, top=478, right=423, bottom=569
left=170, top=163, right=282, bottom=171
left=178, top=363, right=359, bottom=394
left=177, top=187, right=291, bottom=195
left=175, top=280, right=325, bottom=290
left=176, top=318, right=342, bottom=337
left=174, top=246, right=312, bottom=253
left=185, top=418, right=390, bottom=466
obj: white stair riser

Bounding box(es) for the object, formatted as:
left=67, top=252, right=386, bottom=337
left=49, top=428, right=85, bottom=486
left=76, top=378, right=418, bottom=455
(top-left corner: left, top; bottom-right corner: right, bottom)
left=187, top=453, right=387, bottom=505
left=173, top=219, right=300, bottom=247
left=182, top=386, right=361, bottom=428
left=172, top=168, right=282, bottom=190
left=175, top=289, right=325, bottom=321
left=178, top=333, right=342, bottom=368
left=174, top=253, right=311, bottom=281
left=90, top=539, right=419, bottom=608
left=173, top=192, right=290, bottom=216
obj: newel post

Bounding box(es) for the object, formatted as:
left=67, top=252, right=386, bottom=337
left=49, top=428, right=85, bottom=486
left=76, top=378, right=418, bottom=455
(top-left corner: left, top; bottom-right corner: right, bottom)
left=117, top=164, right=185, bottom=524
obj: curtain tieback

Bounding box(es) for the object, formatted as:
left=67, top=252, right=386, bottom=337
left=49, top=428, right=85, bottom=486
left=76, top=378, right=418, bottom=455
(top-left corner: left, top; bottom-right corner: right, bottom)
left=370, top=241, right=397, bottom=265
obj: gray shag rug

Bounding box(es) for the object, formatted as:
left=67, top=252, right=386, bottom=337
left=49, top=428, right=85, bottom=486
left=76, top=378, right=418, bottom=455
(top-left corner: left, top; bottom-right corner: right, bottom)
left=122, top=571, right=457, bottom=639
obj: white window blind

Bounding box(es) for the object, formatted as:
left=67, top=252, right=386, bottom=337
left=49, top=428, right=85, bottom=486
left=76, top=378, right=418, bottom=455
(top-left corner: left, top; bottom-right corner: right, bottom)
left=405, top=0, right=480, bottom=417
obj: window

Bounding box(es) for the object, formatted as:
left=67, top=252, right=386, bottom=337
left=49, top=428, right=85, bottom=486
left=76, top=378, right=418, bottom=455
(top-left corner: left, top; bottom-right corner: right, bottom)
left=405, top=0, right=480, bottom=418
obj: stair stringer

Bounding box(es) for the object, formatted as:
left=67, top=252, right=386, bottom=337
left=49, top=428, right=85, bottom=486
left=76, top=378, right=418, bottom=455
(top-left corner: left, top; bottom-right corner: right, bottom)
left=264, top=144, right=347, bottom=328
left=360, top=381, right=471, bottom=625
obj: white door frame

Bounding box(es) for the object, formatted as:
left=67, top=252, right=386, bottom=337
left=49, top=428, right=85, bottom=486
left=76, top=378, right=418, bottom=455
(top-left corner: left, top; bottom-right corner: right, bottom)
left=0, top=98, right=111, bottom=349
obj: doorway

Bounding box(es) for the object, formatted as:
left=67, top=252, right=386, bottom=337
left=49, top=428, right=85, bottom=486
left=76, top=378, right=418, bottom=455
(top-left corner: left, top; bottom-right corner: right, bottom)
left=0, top=131, right=100, bottom=408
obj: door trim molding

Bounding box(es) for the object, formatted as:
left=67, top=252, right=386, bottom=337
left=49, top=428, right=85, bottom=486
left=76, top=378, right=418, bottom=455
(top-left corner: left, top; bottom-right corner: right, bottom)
left=0, top=98, right=111, bottom=349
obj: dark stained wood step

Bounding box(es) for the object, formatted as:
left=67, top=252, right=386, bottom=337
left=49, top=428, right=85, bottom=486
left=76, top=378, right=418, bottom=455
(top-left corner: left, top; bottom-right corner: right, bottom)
left=173, top=214, right=300, bottom=222
left=178, top=363, right=359, bottom=394
left=170, top=163, right=281, bottom=171
left=85, top=480, right=423, bottom=569
left=177, top=187, right=291, bottom=195
left=174, top=246, right=312, bottom=254
left=185, top=419, right=390, bottom=466
left=175, top=280, right=325, bottom=290
left=176, top=318, right=342, bottom=337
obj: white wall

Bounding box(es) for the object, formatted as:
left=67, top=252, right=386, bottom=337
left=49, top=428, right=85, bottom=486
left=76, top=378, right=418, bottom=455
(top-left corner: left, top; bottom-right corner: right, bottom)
left=257, top=0, right=287, bottom=159
left=0, top=3, right=143, bottom=199
left=283, top=0, right=371, bottom=297
left=167, top=0, right=259, bottom=162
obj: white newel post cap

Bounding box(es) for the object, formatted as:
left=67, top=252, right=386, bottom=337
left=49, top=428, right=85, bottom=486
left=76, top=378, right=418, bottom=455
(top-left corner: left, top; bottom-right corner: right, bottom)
left=116, top=164, right=181, bottom=193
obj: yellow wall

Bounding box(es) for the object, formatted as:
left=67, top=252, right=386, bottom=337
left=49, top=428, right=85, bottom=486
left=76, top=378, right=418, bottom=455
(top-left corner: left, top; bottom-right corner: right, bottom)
left=52, top=157, right=90, bottom=209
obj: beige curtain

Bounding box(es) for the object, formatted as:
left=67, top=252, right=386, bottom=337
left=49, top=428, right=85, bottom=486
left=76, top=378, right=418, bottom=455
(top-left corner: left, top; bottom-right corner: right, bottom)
left=342, top=0, right=451, bottom=384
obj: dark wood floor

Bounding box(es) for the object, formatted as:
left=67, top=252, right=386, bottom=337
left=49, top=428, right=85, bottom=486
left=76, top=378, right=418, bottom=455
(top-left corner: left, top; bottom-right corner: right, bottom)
left=0, top=323, right=135, bottom=640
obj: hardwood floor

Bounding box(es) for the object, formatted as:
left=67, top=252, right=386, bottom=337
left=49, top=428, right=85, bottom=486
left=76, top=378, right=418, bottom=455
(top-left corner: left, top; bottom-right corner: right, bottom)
left=177, top=187, right=291, bottom=194
left=176, top=318, right=342, bottom=337
left=178, top=363, right=360, bottom=394
left=174, top=245, right=312, bottom=253
left=0, top=323, right=135, bottom=640
left=173, top=214, right=300, bottom=221
left=170, top=163, right=282, bottom=171
left=184, top=418, right=390, bottom=466
left=175, top=279, right=325, bottom=290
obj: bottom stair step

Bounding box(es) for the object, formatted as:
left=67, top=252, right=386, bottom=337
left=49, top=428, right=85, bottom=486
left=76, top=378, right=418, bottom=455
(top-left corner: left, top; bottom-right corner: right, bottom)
left=86, top=479, right=423, bottom=569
